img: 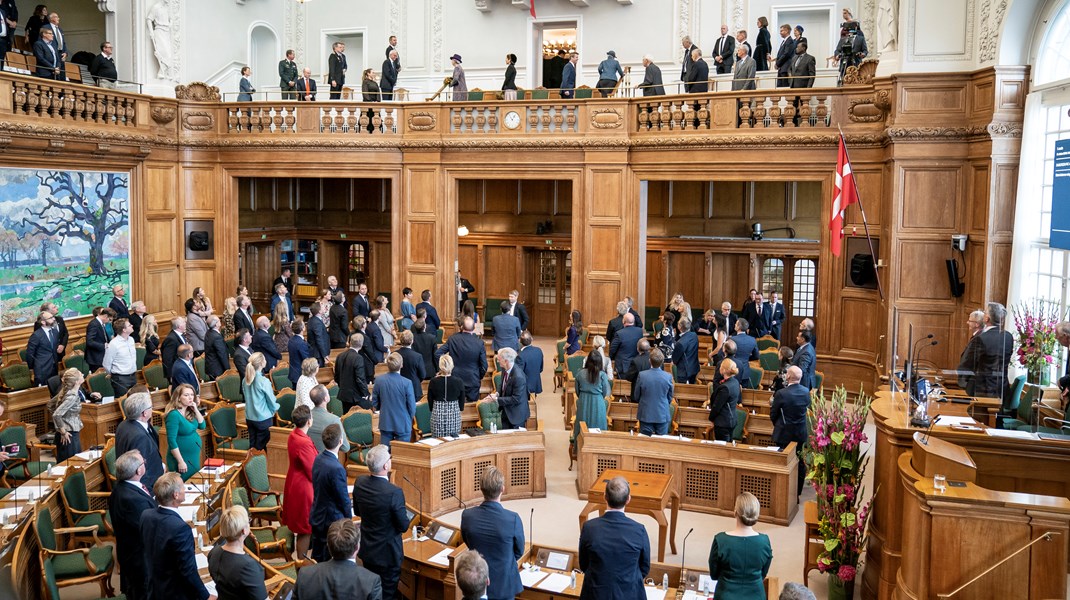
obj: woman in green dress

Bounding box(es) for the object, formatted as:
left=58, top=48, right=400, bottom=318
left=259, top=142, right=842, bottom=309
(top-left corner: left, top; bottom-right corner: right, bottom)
left=165, top=383, right=207, bottom=481
left=708, top=492, right=773, bottom=599
left=573, top=352, right=611, bottom=441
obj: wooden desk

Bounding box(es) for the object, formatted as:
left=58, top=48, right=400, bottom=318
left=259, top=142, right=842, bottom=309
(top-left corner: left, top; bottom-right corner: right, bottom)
left=81, top=400, right=123, bottom=448
left=390, top=430, right=546, bottom=517
left=578, top=469, right=680, bottom=563
left=400, top=535, right=460, bottom=600
left=576, top=427, right=798, bottom=525
left=0, top=386, right=52, bottom=435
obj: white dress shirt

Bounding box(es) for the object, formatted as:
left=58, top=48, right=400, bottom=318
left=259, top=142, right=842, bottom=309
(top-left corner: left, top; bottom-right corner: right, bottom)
left=103, top=335, right=137, bottom=375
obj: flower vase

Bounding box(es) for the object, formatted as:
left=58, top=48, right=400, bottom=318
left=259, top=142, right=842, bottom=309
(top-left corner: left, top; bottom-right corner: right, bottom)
left=828, top=574, right=855, bottom=600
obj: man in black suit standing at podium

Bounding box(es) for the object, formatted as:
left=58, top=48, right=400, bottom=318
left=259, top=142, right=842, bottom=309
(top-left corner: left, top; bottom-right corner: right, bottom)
left=771, top=366, right=810, bottom=497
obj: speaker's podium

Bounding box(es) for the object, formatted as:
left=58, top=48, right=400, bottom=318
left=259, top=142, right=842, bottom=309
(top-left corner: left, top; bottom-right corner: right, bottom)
left=897, top=432, right=1070, bottom=599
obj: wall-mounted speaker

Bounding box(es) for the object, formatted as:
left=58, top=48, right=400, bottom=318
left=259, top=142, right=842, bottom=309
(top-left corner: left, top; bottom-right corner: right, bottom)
left=849, top=254, right=875, bottom=286
left=184, top=220, right=215, bottom=260
left=188, top=231, right=210, bottom=251
left=843, top=237, right=880, bottom=290
left=946, top=259, right=965, bottom=297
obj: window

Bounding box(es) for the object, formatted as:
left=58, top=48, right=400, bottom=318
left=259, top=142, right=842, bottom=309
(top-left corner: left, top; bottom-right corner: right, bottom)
left=792, top=259, right=816, bottom=317
left=761, top=258, right=784, bottom=296
left=1035, top=3, right=1070, bottom=87
left=347, top=243, right=367, bottom=291
left=537, top=252, right=557, bottom=304
left=564, top=252, right=572, bottom=306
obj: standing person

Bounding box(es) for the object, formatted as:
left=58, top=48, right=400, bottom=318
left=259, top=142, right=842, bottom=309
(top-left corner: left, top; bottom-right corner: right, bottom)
left=399, top=287, right=417, bottom=331
left=754, top=16, right=771, bottom=71
left=565, top=310, right=584, bottom=355
left=116, top=391, right=164, bottom=489
left=635, top=350, right=673, bottom=436
left=396, top=330, right=426, bottom=401
left=141, top=314, right=161, bottom=366
left=680, top=36, right=699, bottom=81
left=491, top=300, right=522, bottom=353
left=207, top=506, right=268, bottom=600
left=596, top=50, right=624, bottom=97
left=220, top=297, right=238, bottom=339
left=0, top=2, right=16, bottom=70
left=434, top=317, right=487, bottom=403
left=502, top=53, right=518, bottom=100
left=26, top=311, right=59, bottom=387
left=487, top=348, right=528, bottom=429
left=50, top=368, right=85, bottom=462
left=33, top=26, right=61, bottom=79
left=547, top=49, right=567, bottom=88
left=335, top=333, right=370, bottom=411
left=85, top=307, right=112, bottom=373
left=309, top=424, right=353, bottom=562
left=673, top=319, right=700, bottom=384
left=141, top=474, right=215, bottom=600
left=307, top=385, right=349, bottom=454
left=372, top=354, right=416, bottom=447
left=233, top=295, right=254, bottom=335
left=767, top=292, right=787, bottom=340
left=560, top=51, right=578, bottom=99
left=329, top=292, right=349, bottom=348
left=709, top=360, right=741, bottom=442
left=609, top=313, right=643, bottom=375
left=455, top=551, right=490, bottom=600
left=251, top=316, right=282, bottom=372
left=713, top=24, right=735, bottom=74
left=959, top=302, right=1014, bottom=400
left=328, top=41, right=347, bottom=100
left=242, top=352, right=279, bottom=451
left=381, top=51, right=399, bottom=100
left=295, top=358, right=320, bottom=411
left=184, top=299, right=207, bottom=357
left=386, top=35, right=400, bottom=66
left=306, top=302, right=330, bottom=366
left=238, top=66, right=255, bottom=101
left=282, top=405, right=316, bottom=561
left=203, top=316, right=229, bottom=382
left=232, top=328, right=253, bottom=378
left=774, top=24, right=797, bottom=87
left=278, top=49, right=297, bottom=100
left=573, top=353, right=610, bottom=440
left=460, top=468, right=525, bottom=600
left=24, top=4, right=47, bottom=47
left=353, top=445, right=409, bottom=600
left=503, top=289, right=529, bottom=331
left=91, top=40, right=118, bottom=88
left=104, top=318, right=138, bottom=397
left=517, top=332, right=544, bottom=396
left=732, top=44, right=757, bottom=91
left=625, top=339, right=652, bottom=403
left=376, top=296, right=396, bottom=348
left=708, top=493, right=773, bottom=600
left=743, top=292, right=772, bottom=338
left=791, top=330, right=816, bottom=390
left=456, top=272, right=476, bottom=310
left=428, top=355, right=465, bottom=438
left=296, top=67, right=317, bottom=101
left=109, top=450, right=157, bottom=600
left=412, top=320, right=438, bottom=380
left=771, top=366, right=810, bottom=497
left=169, top=345, right=200, bottom=395
left=578, top=476, right=650, bottom=599
left=295, top=519, right=382, bottom=599
left=655, top=312, right=676, bottom=362
left=638, top=55, right=664, bottom=96
left=164, top=383, right=206, bottom=481
left=287, top=319, right=312, bottom=388
left=789, top=41, right=816, bottom=90
left=272, top=301, right=295, bottom=358
left=684, top=48, right=709, bottom=92
left=416, top=289, right=441, bottom=333
left=448, top=53, right=468, bottom=101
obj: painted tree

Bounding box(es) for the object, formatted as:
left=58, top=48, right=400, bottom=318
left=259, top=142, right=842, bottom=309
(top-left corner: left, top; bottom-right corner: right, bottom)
left=23, top=171, right=129, bottom=275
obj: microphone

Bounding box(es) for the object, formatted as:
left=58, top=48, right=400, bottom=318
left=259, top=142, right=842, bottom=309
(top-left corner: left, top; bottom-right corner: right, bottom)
left=529, top=508, right=535, bottom=550
left=920, top=417, right=938, bottom=445
left=909, top=334, right=935, bottom=388
left=452, top=490, right=467, bottom=510
left=680, top=527, right=694, bottom=572
left=402, top=474, right=424, bottom=515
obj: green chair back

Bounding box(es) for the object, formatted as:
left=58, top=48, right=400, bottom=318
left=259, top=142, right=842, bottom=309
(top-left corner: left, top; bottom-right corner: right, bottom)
left=225, top=336, right=237, bottom=355
left=245, top=454, right=273, bottom=500
left=493, top=373, right=502, bottom=393
left=342, top=411, right=374, bottom=448
left=414, top=401, right=431, bottom=437
left=478, top=402, right=503, bottom=431
left=209, top=406, right=239, bottom=444
left=276, top=391, right=296, bottom=426
left=757, top=336, right=779, bottom=351
left=1004, top=375, right=1027, bottom=413
left=813, top=371, right=824, bottom=392
left=748, top=367, right=763, bottom=390
left=531, top=88, right=549, bottom=100
left=216, top=372, right=242, bottom=403
left=566, top=355, right=585, bottom=380
left=144, top=362, right=168, bottom=391
left=579, top=328, right=590, bottom=345
left=87, top=372, right=115, bottom=397
left=271, top=368, right=290, bottom=393
left=136, top=345, right=147, bottom=371
left=733, top=407, right=748, bottom=441
left=653, top=321, right=665, bottom=335
left=327, top=396, right=343, bottom=417
left=575, top=87, right=593, bottom=99
left=43, top=557, right=61, bottom=600
left=1, top=363, right=32, bottom=391
left=35, top=508, right=58, bottom=551
left=556, top=341, right=566, bottom=364
left=436, top=328, right=445, bottom=344
left=759, top=351, right=780, bottom=373
left=63, top=351, right=89, bottom=376
left=194, top=356, right=208, bottom=382
left=232, top=485, right=251, bottom=509
left=62, top=470, right=91, bottom=513
left=644, top=307, right=661, bottom=332
left=17, top=348, right=27, bottom=363
left=73, top=342, right=86, bottom=354
left=0, top=425, right=30, bottom=461
left=327, top=383, right=340, bottom=400
left=104, top=444, right=117, bottom=482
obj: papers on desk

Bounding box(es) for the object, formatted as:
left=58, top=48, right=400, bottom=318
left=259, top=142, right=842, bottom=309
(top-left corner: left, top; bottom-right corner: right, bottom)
left=175, top=505, right=200, bottom=523
left=203, top=581, right=217, bottom=597
left=682, top=590, right=715, bottom=600
left=0, top=506, right=25, bottom=526
left=644, top=586, right=668, bottom=600
left=427, top=547, right=452, bottom=566
left=185, top=482, right=210, bottom=495
left=11, top=486, right=45, bottom=501
left=986, top=428, right=1038, bottom=440
left=535, top=572, right=573, bottom=593
left=933, top=415, right=977, bottom=427
left=101, top=396, right=116, bottom=404
left=701, top=440, right=728, bottom=445
left=195, top=553, right=209, bottom=570
left=458, top=433, right=471, bottom=439
left=49, top=466, right=69, bottom=477
left=74, top=450, right=101, bottom=461
left=519, top=568, right=548, bottom=587
left=652, top=434, right=687, bottom=441
left=417, top=438, right=444, bottom=447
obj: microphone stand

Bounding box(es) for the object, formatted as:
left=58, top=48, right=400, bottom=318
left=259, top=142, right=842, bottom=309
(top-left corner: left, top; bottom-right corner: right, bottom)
left=680, top=527, right=693, bottom=573
left=402, top=474, right=424, bottom=516
left=528, top=508, right=534, bottom=552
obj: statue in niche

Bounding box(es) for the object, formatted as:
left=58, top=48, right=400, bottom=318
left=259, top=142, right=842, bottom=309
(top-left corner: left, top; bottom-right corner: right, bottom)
left=146, top=1, right=175, bottom=79
left=877, top=0, right=898, bottom=53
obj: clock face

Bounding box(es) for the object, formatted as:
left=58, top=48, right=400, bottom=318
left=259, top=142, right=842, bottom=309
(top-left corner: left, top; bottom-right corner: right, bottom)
left=504, top=110, right=522, bottom=130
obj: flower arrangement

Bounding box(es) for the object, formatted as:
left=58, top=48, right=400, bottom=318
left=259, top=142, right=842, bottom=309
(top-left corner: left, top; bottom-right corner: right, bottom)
left=804, top=386, right=874, bottom=596
left=1011, top=299, right=1062, bottom=377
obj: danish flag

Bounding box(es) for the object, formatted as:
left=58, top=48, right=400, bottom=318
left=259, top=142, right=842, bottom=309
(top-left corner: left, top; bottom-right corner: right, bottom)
left=830, top=134, right=859, bottom=257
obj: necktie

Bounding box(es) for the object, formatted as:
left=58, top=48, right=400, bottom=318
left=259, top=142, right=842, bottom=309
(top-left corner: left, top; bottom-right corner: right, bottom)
left=141, top=483, right=151, bottom=496
left=304, top=77, right=309, bottom=92
left=758, top=304, right=762, bottom=315
left=55, top=27, right=62, bottom=50
left=502, top=370, right=509, bottom=392
left=46, top=328, right=53, bottom=348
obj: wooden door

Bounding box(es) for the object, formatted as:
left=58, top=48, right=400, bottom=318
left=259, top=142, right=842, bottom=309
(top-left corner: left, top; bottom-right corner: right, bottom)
left=240, top=241, right=278, bottom=310
left=759, top=256, right=818, bottom=344
left=527, top=249, right=572, bottom=337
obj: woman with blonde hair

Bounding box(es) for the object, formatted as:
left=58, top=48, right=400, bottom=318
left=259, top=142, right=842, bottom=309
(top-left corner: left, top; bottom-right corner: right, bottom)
left=208, top=505, right=267, bottom=599
left=242, top=352, right=279, bottom=451
left=50, top=368, right=86, bottom=461
left=140, top=313, right=160, bottom=365
left=376, top=295, right=396, bottom=348
left=221, top=296, right=238, bottom=338
left=590, top=334, right=613, bottom=379
left=295, top=357, right=320, bottom=411
left=428, top=354, right=466, bottom=437
left=272, top=302, right=294, bottom=357
left=708, top=492, right=773, bottom=600
left=164, top=383, right=206, bottom=480
left=708, top=359, right=741, bottom=442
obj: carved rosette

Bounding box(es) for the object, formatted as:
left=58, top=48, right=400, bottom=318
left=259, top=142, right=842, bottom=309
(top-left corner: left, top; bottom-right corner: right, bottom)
left=987, top=121, right=1023, bottom=138
left=590, top=108, right=623, bottom=129
left=151, top=105, right=178, bottom=125
left=174, top=82, right=222, bottom=102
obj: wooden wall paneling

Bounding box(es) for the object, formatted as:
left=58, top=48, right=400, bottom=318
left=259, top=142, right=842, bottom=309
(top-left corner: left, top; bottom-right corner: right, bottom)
left=846, top=170, right=882, bottom=229
left=645, top=251, right=666, bottom=310
left=371, top=241, right=393, bottom=297
left=484, top=180, right=519, bottom=215
left=141, top=162, right=180, bottom=314
left=896, top=240, right=957, bottom=301
left=839, top=296, right=880, bottom=353
left=484, top=245, right=519, bottom=299
left=401, top=161, right=447, bottom=321
left=750, top=181, right=787, bottom=221
left=893, top=307, right=956, bottom=370
left=967, top=163, right=991, bottom=235
left=583, top=157, right=632, bottom=326
left=899, top=165, right=962, bottom=231
left=667, top=252, right=706, bottom=312
left=458, top=244, right=479, bottom=296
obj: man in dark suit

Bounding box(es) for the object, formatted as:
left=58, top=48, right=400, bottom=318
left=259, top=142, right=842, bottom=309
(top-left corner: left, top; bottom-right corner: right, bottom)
left=958, top=302, right=1014, bottom=399
left=743, top=293, right=772, bottom=338
left=0, top=1, right=17, bottom=72
left=278, top=49, right=297, bottom=99
left=170, top=345, right=200, bottom=394
left=460, top=467, right=524, bottom=600
left=774, top=24, right=797, bottom=87
left=455, top=551, right=490, bottom=600
left=491, top=301, right=522, bottom=353
left=251, top=316, right=282, bottom=371
left=364, top=312, right=388, bottom=366
left=141, top=473, right=212, bottom=600
left=560, top=51, right=578, bottom=99
left=517, top=332, right=543, bottom=396
left=771, top=366, right=810, bottom=497
left=232, top=329, right=253, bottom=379
left=635, top=350, right=674, bottom=436
left=381, top=50, right=399, bottom=100
left=47, top=13, right=68, bottom=63
left=625, top=339, right=652, bottom=402
left=547, top=49, right=567, bottom=88
left=679, top=36, right=698, bottom=81
left=792, top=329, right=817, bottom=390
left=732, top=319, right=760, bottom=386
left=110, top=449, right=158, bottom=600
left=335, top=333, right=370, bottom=411
left=767, top=292, right=787, bottom=340
left=578, top=476, right=650, bottom=599
left=491, top=348, right=528, bottom=429
left=411, top=320, right=438, bottom=381
left=606, top=301, right=629, bottom=345
left=296, top=66, right=317, bottom=101
left=684, top=48, right=709, bottom=93
left=609, top=313, right=643, bottom=376
left=296, top=519, right=381, bottom=599
left=109, top=284, right=130, bottom=319
left=673, top=319, right=700, bottom=384
left=328, top=42, right=348, bottom=100
left=85, top=308, right=113, bottom=372
left=799, top=318, right=817, bottom=352
left=35, top=302, right=69, bottom=358
left=326, top=276, right=346, bottom=307
left=353, top=445, right=409, bottom=600
left=435, top=317, right=487, bottom=402
left=308, top=424, right=353, bottom=563
left=160, top=316, right=187, bottom=379
left=273, top=267, right=294, bottom=297
left=719, top=302, right=738, bottom=337
left=505, top=289, right=529, bottom=331
left=639, top=55, right=665, bottom=96
left=233, top=296, right=254, bottom=335
left=306, top=303, right=330, bottom=366
left=457, top=273, right=475, bottom=312
left=789, top=41, right=816, bottom=89
left=396, top=331, right=426, bottom=401
left=287, top=320, right=313, bottom=388
left=26, top=311, right=59, bottom=386
left=712, top=24, right=735, bottom=74
left=352, top=283, right=372, bottom=319
left=202, top=316, right=229, bottom=382
left=116, top=392, right=164, bottom=489
left=329, top=292, right=349, bottom=349
left=33, top=26, right=61, bottom=79
left=386, top=35, right=401, bottom=65
left=416, top=290, right=441, bottom=333
left=373, top=355, right=416, bottom=447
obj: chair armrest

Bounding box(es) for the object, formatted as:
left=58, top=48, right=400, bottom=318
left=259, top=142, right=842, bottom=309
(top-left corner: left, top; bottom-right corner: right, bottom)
left=1042, top=416, right=1070, bottom=429
left=53, top=525, right=104, bottom=546
left=86, top=491, right=111, bottom=499
left=68, top=506, right=108, bottom=518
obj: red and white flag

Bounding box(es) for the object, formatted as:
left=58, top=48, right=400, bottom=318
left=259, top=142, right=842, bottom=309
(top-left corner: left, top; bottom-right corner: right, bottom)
left=530, top=0, right=537, bottom=18
left=829, top=134, right=859, bottom=257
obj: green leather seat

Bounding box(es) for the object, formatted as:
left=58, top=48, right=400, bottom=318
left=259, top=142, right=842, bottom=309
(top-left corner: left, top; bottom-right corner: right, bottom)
left=87, top=371, right=115, bottom=397
left=733, top=407, right=748, bottom=442
left=275, top=390, right=296, bottom=427
left=143, top=362, right=168, bottom=391
left=479, top=401, right=503, bottom=431
left=215, top=372, right=243, bottom=403
left=0, top=424, right=52, bottom=484
left=1, top=362, right=32, bottom=391
left=414, top=401, right=432, bottom=438
left=342, top=411, right=373, bottom=464
left=208, top=405, right=250, bottom=451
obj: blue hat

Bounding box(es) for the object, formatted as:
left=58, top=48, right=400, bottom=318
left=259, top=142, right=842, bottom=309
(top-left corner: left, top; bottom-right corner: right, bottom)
left=450, top=53, right=462, bottom=63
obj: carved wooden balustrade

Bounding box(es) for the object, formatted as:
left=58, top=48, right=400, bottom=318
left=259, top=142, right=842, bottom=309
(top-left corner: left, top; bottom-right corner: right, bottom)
left=9, top=77, right=139, bottom=126
left=635, top=91, right=833, bottom=132
left=449, top=103, right=581, bottom=134
left=223, top=103, right=399, bottom=134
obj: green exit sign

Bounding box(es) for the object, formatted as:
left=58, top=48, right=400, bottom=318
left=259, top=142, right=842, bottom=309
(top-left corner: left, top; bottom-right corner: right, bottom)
left=261, top=234, right=267, bottom=240
left=545, top=239, right=552, bottom=245
left=340, top=233, right=347, bottom=239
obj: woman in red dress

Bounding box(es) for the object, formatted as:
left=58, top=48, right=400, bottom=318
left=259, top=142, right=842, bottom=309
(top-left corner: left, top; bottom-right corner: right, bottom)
left=281, top=404, right=317, bottom=560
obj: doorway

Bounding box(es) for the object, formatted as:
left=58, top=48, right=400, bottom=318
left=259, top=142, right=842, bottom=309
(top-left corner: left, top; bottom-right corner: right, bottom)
left=760, top=256, right=818, bottom=344
left=530, top=20, right=578, bottom=88
left=322, top=30, right=365, bottom=87
left=528, top=249, right=572, bottom=337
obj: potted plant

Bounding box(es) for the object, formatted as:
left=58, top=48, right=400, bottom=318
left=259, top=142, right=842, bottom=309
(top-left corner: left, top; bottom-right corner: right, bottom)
left=804, top=386, right=875, bottom=600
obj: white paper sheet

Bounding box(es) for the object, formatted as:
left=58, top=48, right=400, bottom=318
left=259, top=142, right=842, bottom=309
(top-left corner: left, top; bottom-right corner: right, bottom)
left=11, top=486, right=45, bottom=501
left=195, top=553, right=209, bottom=570
left=101, top=396, right=116, bottom=404
left=644, top=586, right=667, bottom=600
left=49, top=466, right=69, bottom=476
left=985, top=428, right=1037, bottom=440
left=203, top=581, right=217, bottom=596
left=933, top=415, right=977, bottom=427
left=427, top=547, right=452, bottom=566
left=681, top=590, right=715, bottom=600
left=519, top=569, right=548, bottom=587
left=417, top=438, right=444, bottom=447
left=587, top=428, right=602, bottom=434
left=175, top=505, right=200, bottom=522
left=74, top=450, right=101, bottom=460
left=535, top=572, right=573, bottom=593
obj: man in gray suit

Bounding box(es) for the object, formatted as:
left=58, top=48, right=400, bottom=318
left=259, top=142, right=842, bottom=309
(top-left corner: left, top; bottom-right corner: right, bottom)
left=639, top=55, right=664, bottom=96
left=307, top=385, right=350, bottom=454
left=294, top=518, right=382, bottom=600
left=789, top=41, right=816, bottom=88
left=732, top=44, right=756, bottom=91
left=635, top=349, right=674, bottom=436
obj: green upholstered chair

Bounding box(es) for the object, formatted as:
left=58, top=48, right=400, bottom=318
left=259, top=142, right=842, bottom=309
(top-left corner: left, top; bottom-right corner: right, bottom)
left=579, top=328, right=590, bottom=346
left=493, top=373, right=503, bottom=393
left=483, top=298, right=507, bottom=334
left=17, top=348, right=27, bottom=363
left=231, top=486, right=293, bottom=559
left=225, top=336, right=237, bottom=356
left=72, top=342, right=87, bottom=354
left=413, top=401, right=432, bottom=439
left=467, top=89, right=485, bottom=101
left=566, top=354, right=586, bottom=381
left=241, top=451, right=282, bottom=522
left=436, top=328, right=445, bottom=344
left=759, top=351, right=781, bottom=373
left=86, top=371, right=115, bottom=398
left=478, top=401, right=503, bottom=431
left=59, top=469, right=113, bottom=542
left=813, top=371, right=824, bottom=393
left=326, top=384, right=343, bottom=416
left=135, top=344, right=147, bottom=371
left=342, top=410, right=374, bottom=465
left=652, top=320, right=665, bottom=336
left=215, top=371, right=243, bottom=403
left=270, top=364, right=290, bottom=392
left=142, top=360, right=168, bottom=391
left=0, top=423, right=53, bottom=485
left=998, top=375, right=1029, bottom=429
left=574, top=87, right=594, bottom=99
left=61, top=351, right=90, bottom=376
left=43, top=552, right=125, bottom=600
left=1, top=362, right=32, bottom=391
left=208, top=405, right=250, bottom=453
left=733, top=407, right=749, bottom=442
left=530, top=88, right=550, bottom=100
left=102, top=439, right=117, bottom=489
left=756, top=336, right=779, bottom=351
left=194, top=356, right=208, bottom=382
left=275, top=390, right=296, bottom=427
left=748, top=367, right=763, bottom=390
left=553, top=340, right=567, bottom=392
left=34, top=507, right=115, bottom=599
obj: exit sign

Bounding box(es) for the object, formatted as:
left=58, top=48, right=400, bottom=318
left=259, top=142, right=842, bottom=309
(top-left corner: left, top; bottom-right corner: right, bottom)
left=340, top=233, right=348, bottom=239
left=545, top=239, right=553, bottom=245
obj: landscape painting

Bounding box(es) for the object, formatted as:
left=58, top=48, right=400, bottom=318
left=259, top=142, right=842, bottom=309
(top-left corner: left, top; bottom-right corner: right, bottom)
left=0, top=168, right=131, bottom=329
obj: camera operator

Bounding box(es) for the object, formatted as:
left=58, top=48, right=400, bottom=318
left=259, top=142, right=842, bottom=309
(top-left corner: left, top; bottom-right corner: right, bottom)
left=833, top=20, right=868, bottom=84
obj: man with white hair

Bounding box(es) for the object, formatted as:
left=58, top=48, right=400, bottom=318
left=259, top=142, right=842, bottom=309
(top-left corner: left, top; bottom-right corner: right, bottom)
left=116, top=390, right=164, bottom=488
left=160, top=316, right=187, bottom=378
left=353, top=444, right=408, bottom=600
left=141, top=473, right=215, bottom=600
left=109, top=450, right=157, bottom=600
left=780, top=582, right=817, bottom=600
left=771, top=366, right=810, bottom=497
left=487, top=347, right=529, bottom=430
left=109, top=284, right=130, bottom=319
left=732, top=42, right=757, bottom=91
left=606, top=301, right=630, bottom=345
left=639, top=54, right=665, bottom=96
left=958, top=302, right=1013, bottom=400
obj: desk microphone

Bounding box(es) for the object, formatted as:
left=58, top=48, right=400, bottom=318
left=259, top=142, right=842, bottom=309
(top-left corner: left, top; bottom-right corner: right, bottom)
left=680, top=527, right=694, bottom=572
left=402, top=474, right=424, bottom=515
left=529, top=508, right=535, bottom=549
left=452, top=490, right=467, bottom=510
left=921, top=417, right=938, bottom=445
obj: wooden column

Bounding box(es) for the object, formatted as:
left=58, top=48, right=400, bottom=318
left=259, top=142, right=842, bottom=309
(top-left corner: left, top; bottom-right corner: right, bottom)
left=581, top=150, right=637, bottom=327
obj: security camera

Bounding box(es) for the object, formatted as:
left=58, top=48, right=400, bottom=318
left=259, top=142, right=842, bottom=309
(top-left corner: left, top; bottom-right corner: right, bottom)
left=951, top=235, right=967, bottom=252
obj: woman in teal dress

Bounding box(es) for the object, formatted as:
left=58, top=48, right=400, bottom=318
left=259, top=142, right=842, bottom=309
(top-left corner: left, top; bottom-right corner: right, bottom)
left=708, top=492, right=773, bottom=600
left=573, top=352, right=611, bottom=441
left=165, top=383, right=207, bottom=481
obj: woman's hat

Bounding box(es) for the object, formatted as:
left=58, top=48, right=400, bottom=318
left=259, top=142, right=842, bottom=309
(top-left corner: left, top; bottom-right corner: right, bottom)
left=450, top=53, right=462, bottom=63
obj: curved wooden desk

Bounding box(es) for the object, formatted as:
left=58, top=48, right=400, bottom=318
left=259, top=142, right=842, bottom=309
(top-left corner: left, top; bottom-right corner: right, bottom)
left=390, top=429, right=546, bottom=517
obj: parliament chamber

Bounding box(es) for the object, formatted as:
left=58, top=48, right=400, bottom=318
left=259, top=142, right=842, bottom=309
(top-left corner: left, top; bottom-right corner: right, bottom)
left=0, top=0, right=1065, bottom=598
